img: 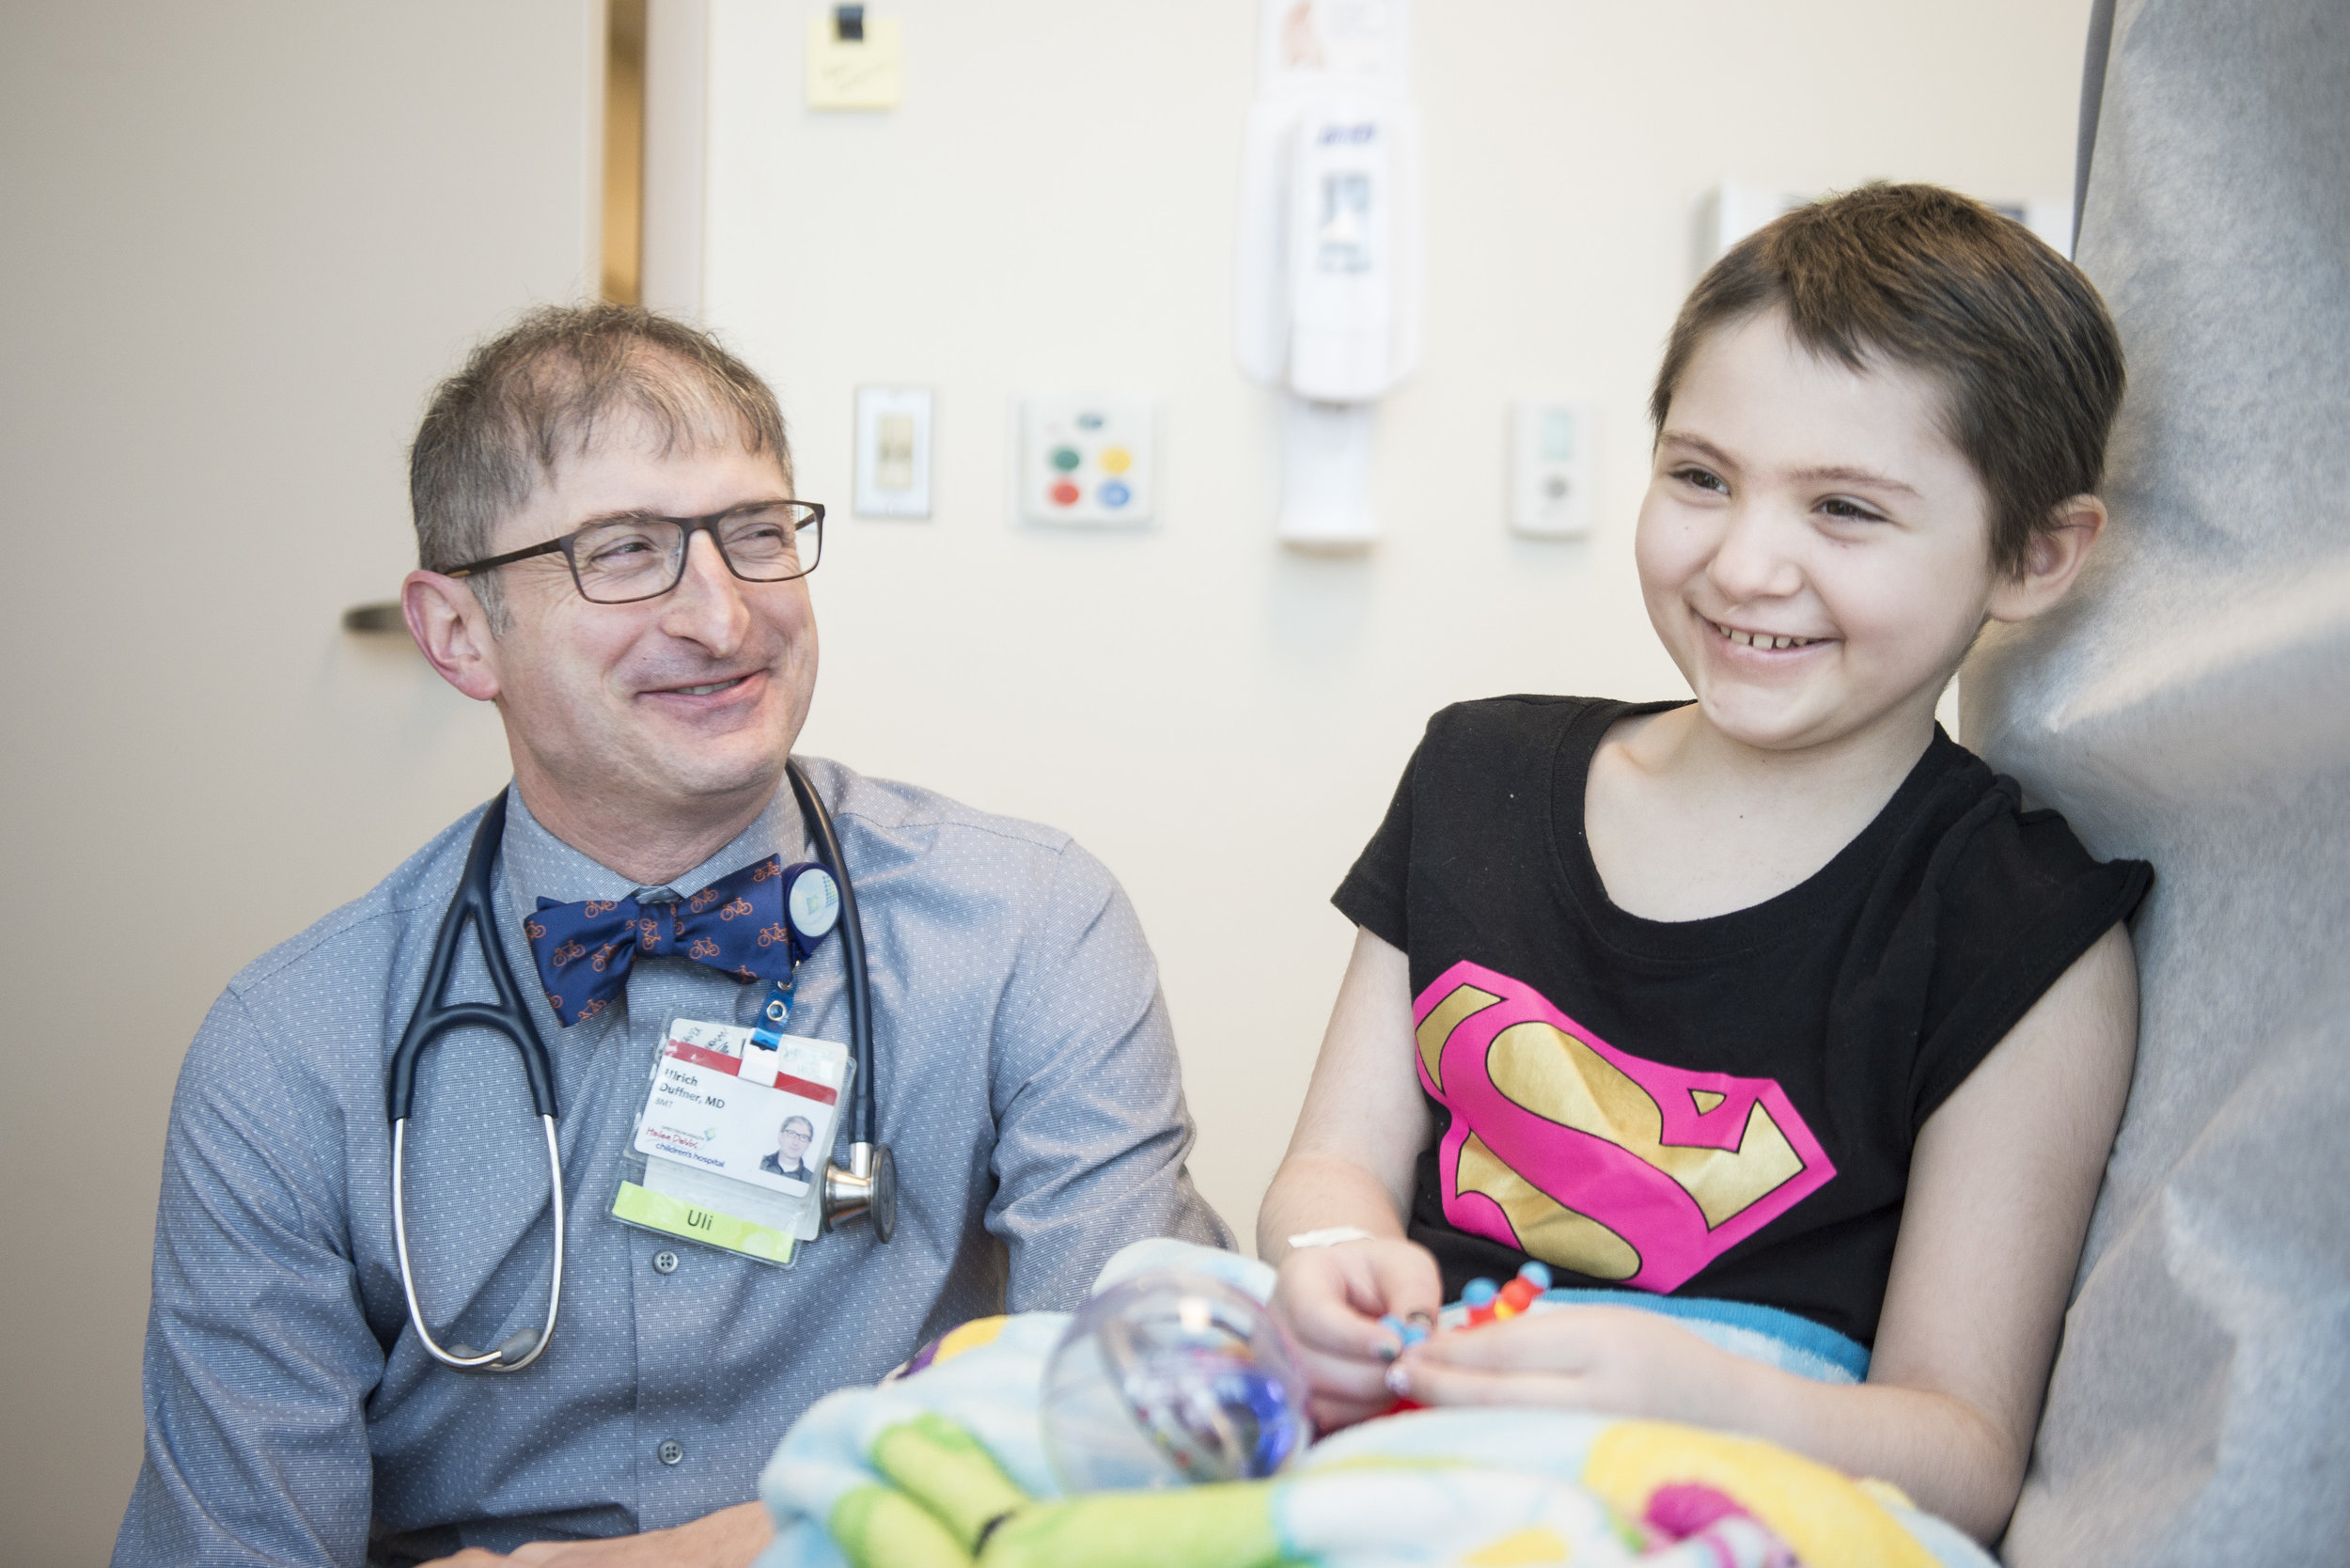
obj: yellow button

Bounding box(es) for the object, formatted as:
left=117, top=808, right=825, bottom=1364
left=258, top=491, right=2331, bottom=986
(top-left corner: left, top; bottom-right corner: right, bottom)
left=1099, top=446, right=1132, bottom=475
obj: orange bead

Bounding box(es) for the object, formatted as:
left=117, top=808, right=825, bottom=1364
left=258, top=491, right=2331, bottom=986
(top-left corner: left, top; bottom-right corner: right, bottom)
left=1499, top=1278, right=1539, bottom=1310
left=1466, top=1303, right=1496, bottom=1326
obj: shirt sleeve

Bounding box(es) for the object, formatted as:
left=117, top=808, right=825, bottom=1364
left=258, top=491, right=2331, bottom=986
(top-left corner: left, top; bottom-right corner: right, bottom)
left=1332, top=731, right=1422, bottom=952
left=982, top=839, right=1234, bottom=1312
left=114, top=991, right=383, bottom=1568
left=1907, top=792, right=2154, bottom=1129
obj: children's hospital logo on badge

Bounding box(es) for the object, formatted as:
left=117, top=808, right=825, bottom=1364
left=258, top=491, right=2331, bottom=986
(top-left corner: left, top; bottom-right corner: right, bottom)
left=1413, top=960, right=1836, bottom=1294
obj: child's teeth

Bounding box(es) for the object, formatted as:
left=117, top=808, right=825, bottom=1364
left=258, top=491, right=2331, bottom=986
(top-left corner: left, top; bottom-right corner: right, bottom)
left=1719, top=623, right=1817, bottom=650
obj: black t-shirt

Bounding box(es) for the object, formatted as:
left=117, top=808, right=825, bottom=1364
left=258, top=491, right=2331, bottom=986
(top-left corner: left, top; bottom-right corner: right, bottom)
left=1333, top=697, right=2150, bottom=1347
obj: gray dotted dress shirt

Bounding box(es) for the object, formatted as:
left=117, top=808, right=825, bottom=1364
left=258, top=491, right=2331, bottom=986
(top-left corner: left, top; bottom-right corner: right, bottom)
left=114, top=757, right=1230, bottom=1566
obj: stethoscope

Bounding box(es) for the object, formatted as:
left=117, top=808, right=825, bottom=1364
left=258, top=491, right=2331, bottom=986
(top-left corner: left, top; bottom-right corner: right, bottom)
left=386, top=758, right=897, bottom=1372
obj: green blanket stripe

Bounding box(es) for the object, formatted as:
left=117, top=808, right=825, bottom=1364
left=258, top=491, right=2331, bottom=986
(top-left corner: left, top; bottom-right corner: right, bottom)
left=870, top=1413, right=1035, bottom=1549
left=978, top=1483, right=1286, bottom=1568
left=829, top=1483, right=973, bottom=1568
left=842, top=1412, right=1295, bottom=1568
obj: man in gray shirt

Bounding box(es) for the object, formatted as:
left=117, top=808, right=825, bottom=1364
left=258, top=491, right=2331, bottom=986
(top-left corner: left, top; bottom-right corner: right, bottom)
left=115, top=306, right=1229, bottom=1567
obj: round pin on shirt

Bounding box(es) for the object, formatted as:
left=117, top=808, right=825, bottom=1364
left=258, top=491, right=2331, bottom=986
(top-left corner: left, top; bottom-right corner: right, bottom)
left=763, top=863, right=842, bottom=1025
left=785, top=864, right=840, bottom=949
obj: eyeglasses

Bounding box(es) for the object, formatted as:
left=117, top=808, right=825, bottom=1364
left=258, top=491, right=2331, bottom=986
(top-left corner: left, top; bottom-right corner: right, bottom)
left=442, top=500, right=825, bottom=605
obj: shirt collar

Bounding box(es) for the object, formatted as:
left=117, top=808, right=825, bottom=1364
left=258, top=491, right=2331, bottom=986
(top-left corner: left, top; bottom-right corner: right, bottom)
left=498, top=782, right=810, bottom=912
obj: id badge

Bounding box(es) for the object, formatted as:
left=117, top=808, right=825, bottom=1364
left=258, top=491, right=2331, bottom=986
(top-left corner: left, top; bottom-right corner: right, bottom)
left=610, top=1017, right=853, bottom=1266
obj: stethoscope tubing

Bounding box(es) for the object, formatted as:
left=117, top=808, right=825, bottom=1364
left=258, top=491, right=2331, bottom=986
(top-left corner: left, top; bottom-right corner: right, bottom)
left=387, top=792, right=564, bottom=1371
left=392, top=1114, right=566, bottom=1372
left=785, top=758, right=876, bottom=1147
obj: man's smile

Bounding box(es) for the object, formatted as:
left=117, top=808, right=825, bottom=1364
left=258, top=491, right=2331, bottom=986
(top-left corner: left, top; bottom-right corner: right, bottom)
left=642, top=670, right=765, bottom=699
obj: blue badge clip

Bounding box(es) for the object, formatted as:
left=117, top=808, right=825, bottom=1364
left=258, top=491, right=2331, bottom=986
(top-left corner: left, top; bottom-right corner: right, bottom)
left=762, top=975, right=795, bottom=1027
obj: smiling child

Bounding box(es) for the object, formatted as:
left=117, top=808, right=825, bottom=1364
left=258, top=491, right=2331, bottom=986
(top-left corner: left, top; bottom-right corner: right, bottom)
left=1258, top=183, right=2151, bottom=1542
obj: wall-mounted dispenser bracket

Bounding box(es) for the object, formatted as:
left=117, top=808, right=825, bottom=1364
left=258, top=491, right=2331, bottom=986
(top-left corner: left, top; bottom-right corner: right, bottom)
left=1233, top=0, right=1420, bottom=549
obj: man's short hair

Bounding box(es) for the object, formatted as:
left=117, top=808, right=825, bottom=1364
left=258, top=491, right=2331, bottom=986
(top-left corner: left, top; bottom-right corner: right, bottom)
left=1651, top=182, right=2125, bottom=576
left=781, top=1115, right=814, bottom=1138
left=410, top=303, right=791, bottom=620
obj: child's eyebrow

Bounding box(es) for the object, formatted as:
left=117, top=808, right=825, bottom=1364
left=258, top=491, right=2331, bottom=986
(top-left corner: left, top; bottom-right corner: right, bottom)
left=1659, top=431, right=1921, bottom=497
left=1656, top=431, right=1735, bottom=467
left=1786, top=463, right=1922, bottom=497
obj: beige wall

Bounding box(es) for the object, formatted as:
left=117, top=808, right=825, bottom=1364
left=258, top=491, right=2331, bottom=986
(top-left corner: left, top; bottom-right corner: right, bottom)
left=0, top=6, right=598, bottom=1561
left=0, top=1, right=2089, bottom=1560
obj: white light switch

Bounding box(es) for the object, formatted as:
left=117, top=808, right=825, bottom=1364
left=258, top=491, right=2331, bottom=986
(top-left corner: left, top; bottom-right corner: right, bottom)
left=1014, top=393, right=1157, bottom=527
left=1510, top=399, right=1595, bottom=539
left=854, top=386, right=932, bottom=519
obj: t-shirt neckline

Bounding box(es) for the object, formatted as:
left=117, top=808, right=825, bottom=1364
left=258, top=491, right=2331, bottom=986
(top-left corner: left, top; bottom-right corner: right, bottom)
left=1548, top=698, right=1964, bottom=962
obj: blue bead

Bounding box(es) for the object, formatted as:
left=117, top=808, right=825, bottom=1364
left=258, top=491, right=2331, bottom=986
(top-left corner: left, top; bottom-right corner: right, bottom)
left=1461, top=1278, right=1499, bottom=1306
left=1401, top=1323, right=1430, bottom=1347
left=1517, top=1262, right=1553, bottom=1290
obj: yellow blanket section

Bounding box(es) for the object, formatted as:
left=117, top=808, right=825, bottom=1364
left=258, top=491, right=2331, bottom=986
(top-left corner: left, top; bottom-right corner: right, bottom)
left=1585, top=1420, right=1937, bottom=1568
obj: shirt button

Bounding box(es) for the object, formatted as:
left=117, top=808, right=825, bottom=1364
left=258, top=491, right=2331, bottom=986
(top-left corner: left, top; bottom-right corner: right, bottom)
left=651, top=1249, right=680, bottom=1275
left=657, top=1439, right=685, bottom=1466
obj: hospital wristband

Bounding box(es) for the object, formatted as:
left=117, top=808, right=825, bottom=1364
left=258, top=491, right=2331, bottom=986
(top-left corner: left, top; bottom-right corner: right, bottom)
left=1286, top=1226, right=1378, bottom=1249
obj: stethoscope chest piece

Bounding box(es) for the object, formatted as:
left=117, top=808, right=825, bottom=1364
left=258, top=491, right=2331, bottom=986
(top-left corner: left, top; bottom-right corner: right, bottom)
left=823, top=1139, right=898, bottom=1242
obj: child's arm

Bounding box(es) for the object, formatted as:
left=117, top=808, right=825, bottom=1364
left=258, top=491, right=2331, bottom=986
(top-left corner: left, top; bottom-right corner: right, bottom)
left=1389, top=922, right=2139, bottom=1541
left=1259, top=928, right=1446, bottom=1429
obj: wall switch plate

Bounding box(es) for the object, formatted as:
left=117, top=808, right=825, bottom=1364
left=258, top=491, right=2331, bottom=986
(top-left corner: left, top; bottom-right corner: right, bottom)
left=854, top=386, right=932, bottom=518
left=1015, top=393, right=1157, bottom=526
left=1510, top=399, right=1595, bottom=539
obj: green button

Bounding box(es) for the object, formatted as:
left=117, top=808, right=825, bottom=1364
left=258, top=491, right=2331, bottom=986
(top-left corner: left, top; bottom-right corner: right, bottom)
left=1049, top=446, right=1082, bottom=472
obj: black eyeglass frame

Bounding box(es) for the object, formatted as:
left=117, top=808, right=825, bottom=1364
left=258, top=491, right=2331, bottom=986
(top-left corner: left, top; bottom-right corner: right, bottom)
left=440, top=500, right=826, bottom=605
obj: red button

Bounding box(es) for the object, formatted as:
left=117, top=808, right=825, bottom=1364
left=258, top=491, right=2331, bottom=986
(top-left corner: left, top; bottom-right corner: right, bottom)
left=1049, top=479, right=1081, bottom=507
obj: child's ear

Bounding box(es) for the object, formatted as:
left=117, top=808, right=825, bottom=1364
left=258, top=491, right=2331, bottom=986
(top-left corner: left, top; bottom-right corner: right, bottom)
left=1985, top=494, right=2107, bottom=624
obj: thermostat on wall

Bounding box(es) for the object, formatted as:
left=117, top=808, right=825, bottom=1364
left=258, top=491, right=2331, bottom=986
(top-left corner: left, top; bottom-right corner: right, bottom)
left=1510, top=399, right=1595, bottom=540
left=1014, top=393, right=1158, bottom=527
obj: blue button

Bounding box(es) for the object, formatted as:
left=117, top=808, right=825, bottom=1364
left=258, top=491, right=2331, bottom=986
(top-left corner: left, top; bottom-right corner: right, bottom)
left=1099, top=479, right=1132, bottom=508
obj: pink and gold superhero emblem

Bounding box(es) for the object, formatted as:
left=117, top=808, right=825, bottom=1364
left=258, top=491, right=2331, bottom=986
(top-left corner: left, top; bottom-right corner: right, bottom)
left=1415, top=960, right=1835, bottom=1294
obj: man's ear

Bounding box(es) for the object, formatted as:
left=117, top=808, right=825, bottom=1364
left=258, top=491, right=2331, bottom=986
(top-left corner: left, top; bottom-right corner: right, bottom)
left=1985, top=494, right=2108, bottom=624
left=402, top=571, right=503, bottom=701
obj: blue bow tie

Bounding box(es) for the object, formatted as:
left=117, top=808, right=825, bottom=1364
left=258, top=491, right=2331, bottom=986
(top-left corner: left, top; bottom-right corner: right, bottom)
left=523, top=855, right=821, bottom=1027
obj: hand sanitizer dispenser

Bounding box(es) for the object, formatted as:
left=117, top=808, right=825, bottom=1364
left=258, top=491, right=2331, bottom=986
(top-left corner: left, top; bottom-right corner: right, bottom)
left=1234, top=0, right=1421, bottom=547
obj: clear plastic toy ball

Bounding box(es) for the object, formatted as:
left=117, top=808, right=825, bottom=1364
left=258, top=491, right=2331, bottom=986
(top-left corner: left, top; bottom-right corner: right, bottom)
left=1040, top=1271, right=1312, bottom=1493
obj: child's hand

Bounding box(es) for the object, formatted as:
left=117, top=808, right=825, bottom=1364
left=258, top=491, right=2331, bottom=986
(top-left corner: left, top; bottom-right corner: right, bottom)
left=1382, top=1304, right=1733, bottom=1424
left=1269, top=1238, right=1443, bottom=1431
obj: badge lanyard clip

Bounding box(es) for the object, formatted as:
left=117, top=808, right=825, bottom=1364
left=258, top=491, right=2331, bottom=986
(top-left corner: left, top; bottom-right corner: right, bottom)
left=760, top=861, right=839, bottom=1028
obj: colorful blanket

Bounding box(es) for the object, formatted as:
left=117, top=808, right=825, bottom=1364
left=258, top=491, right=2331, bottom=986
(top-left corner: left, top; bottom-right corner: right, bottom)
left=755, top=1241, right=1992, bottom=1568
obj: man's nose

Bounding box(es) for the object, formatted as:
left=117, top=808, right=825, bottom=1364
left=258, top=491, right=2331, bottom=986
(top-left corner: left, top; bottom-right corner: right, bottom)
left=659, top=529, right=752, bottom=651
left=1707, top=500, right=1806, bottom=604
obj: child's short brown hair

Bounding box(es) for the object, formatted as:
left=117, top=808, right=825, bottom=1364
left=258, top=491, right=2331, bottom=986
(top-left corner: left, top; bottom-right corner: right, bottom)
left=1651, top=182, right=2125, bottom=575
